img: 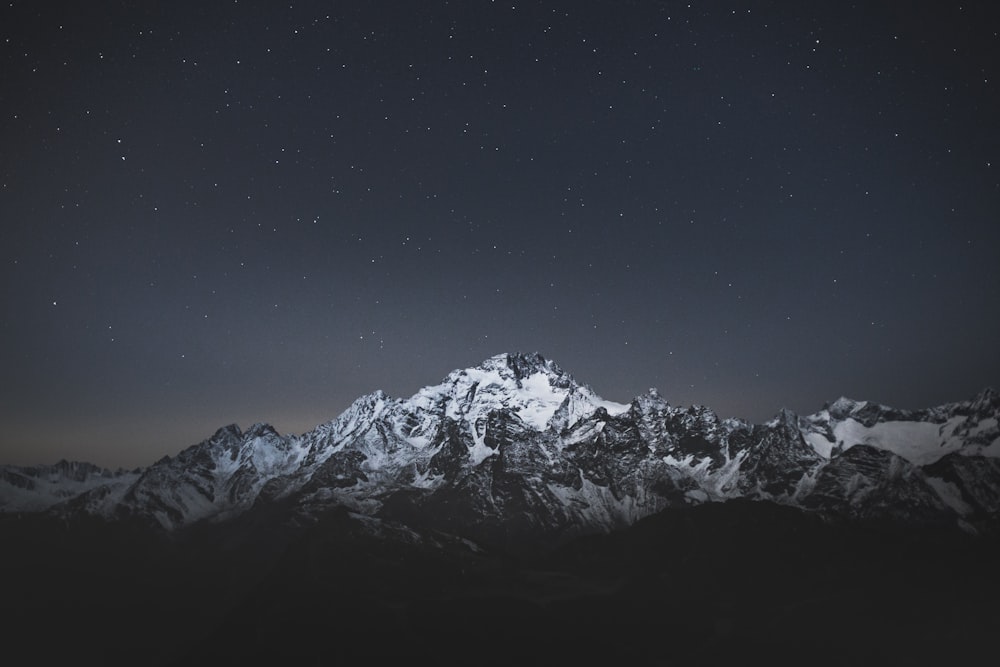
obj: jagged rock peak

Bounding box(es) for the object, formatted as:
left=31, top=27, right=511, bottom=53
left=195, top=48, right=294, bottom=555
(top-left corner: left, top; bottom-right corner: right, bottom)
left=971, top=387, right=1000, bottom=413
left=344, top=389, right=392, bottom=409
left=425, top=352, right=580, bottom=405
left=406, top=353, right=629, bottom=434
left=245, top=423, right=280, bottom=439
left=320, top=390, right=394, bottom=433
left=827, top=396, right=867, bottom=416
left=210, top=424, right=243, bottom=443
left=631, top=387, right=670, bottom=413
left=465, top=352, right=573, bottom=386
left=770, top=407, right=801, bottom=425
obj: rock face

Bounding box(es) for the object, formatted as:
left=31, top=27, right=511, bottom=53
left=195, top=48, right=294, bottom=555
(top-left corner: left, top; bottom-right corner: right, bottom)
left=3, top=352, right=999, bottom=548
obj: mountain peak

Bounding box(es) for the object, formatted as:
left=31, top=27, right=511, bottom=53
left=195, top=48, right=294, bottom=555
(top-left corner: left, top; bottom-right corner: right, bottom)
left=245, top=423, right=280, bottom=439
left=210, top=424, right=243, bottom=443
left=5, top=352, right=998, bottom=542
left=631, top=387, right=669, bottom=413
left=412, top=353, right=576, bottom=430
left=826, top=396, right=872, bottom=420
left=476, top=352, right=567, bottom=384
left=971, top=387, right=1000, bottom=413
left=401, top=352, right=634, bottom=439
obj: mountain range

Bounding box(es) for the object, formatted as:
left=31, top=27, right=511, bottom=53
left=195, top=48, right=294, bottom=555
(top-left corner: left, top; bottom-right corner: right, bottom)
left=4, top=352, right=999, bottom=543
left=3, top=352, right=999, bottom=665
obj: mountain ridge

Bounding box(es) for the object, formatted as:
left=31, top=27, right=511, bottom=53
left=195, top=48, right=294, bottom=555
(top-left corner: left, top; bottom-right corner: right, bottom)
left=3, top=352, right=999, bottom=666
left=2, top=352, right=998, bottom=545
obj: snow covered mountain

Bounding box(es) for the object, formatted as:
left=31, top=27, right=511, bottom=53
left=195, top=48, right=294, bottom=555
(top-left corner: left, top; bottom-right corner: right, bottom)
left=0, top=460, right=139, bottom=513
left=3, top=353, right=998, bottom=547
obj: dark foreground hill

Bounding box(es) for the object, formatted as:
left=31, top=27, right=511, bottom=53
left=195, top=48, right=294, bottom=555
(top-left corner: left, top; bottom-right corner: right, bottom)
left=3, top=499, right=998, bottom=666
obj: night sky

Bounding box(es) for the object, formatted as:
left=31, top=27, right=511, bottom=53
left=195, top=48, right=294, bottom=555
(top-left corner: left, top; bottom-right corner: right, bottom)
left=2, top=1, right=998, bottom=469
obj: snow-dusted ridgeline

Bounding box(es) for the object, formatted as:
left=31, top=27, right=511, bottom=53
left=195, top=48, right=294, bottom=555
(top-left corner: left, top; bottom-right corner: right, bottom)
left=2, top=354, right=997, bottom=541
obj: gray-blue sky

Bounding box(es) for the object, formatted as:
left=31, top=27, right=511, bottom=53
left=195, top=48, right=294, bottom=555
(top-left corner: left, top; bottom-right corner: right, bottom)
left=2, top=1, right=998, bottom=468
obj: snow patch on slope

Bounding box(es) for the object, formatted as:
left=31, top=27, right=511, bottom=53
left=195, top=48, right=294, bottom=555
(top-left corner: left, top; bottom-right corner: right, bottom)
left=925, top=476, right=974, bottom=515
left=830, top=417, right=966, bottom=465
left=803, top=431, right=836, bottom=459
left=547, top=474, right=645, bottom=531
